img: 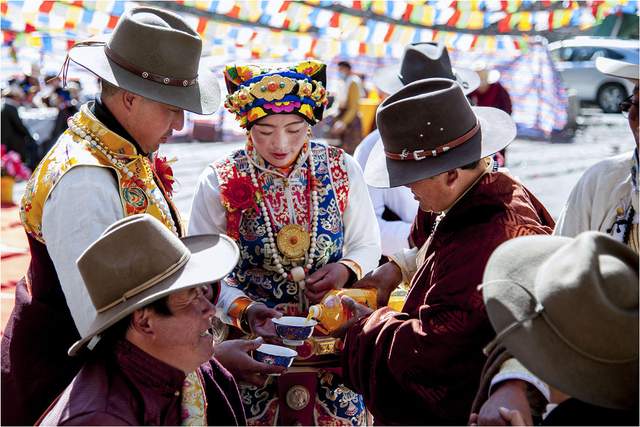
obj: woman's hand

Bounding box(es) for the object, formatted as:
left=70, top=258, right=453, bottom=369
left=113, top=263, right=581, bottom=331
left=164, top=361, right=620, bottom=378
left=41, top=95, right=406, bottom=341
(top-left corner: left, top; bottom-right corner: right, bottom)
left=353, top=261, right=403, bottom=307
left=245, top=303, right=281, bottom=337
left=304, top=262, right=351, bottom=304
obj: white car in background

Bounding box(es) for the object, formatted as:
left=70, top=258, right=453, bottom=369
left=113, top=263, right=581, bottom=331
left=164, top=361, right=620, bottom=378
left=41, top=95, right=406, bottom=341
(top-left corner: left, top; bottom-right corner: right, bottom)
left=549, top=37, right=638, bottom=113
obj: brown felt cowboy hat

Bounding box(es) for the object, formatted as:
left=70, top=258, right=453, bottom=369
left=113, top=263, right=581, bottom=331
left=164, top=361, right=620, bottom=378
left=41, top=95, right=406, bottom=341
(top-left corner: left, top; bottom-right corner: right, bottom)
left=68, top=214, right=239, bottom=356
left=482, top=231, right=639, bottom=410
left=364, top=78, right=515, bottom=188
left=68, top=6, right=220, bottom=114
left=373, top=42, right=480, bottom=95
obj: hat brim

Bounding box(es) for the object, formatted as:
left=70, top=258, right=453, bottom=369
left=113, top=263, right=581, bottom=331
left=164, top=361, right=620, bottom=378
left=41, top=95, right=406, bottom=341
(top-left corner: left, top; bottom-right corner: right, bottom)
left=364, top=106, right=515, bottom=188
left=373, top=63, right=480, bottom=96
left=596, top=57, right=639, bottom=82
left=69, top=234, right=239, bottom=356
left=485, top=69, right=501, bottom=85
left=482, top=235, right=638, bottom=410
left=69, top=36, right=221, bottom=114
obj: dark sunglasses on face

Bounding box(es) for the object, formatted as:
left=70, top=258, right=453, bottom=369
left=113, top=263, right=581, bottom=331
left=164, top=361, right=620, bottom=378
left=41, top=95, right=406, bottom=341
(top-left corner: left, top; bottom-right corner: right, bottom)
left=619, top=94, right=639, bottom=118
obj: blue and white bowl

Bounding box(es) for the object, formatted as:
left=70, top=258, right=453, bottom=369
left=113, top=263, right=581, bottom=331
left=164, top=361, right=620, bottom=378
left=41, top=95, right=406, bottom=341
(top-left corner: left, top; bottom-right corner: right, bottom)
left=273, top=316, right=317, bottom=346
left=254, top=344, right=298, bottom=370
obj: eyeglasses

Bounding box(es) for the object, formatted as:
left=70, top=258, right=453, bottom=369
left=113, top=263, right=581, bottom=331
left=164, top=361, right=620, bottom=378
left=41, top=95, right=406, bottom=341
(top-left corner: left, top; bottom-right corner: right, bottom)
left=619, top=94, right=639, bottom=118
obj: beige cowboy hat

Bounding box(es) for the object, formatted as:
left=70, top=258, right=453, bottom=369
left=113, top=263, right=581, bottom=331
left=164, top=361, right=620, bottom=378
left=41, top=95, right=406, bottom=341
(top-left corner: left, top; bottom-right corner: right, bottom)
left=68, top=6, right=220, bottom=114
left=482, top=231, right=639, bottom=410
left=596, top=57, right=639, bottom=81
left=373, top=42, right=480, bottom=95
left=68, top=214, right=239, bottom=356
left=364, top=78, right=515, bottom=188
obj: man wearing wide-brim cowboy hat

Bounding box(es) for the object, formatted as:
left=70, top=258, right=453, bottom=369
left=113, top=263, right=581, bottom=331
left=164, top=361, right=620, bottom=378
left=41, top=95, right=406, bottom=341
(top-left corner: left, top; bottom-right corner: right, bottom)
left=1, top=7, right=279, bottom=425
left=38, top=214, right=247, bottom=425
left=477, top=231, right=638, bottom=425
left=474, top=54, right=640, bottom=427
left=336, top=78, right=555, bottom=425
left=556, top=55, right=639, bottom=245
left=373, top=41, right=480, bottom=96
left=354, top=41, right=480, bottom=258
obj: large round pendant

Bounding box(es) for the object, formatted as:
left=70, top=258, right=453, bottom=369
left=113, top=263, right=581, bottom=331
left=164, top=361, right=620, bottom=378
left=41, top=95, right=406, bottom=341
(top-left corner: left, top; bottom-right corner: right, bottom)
left=276, top=224, right=311, bottom=259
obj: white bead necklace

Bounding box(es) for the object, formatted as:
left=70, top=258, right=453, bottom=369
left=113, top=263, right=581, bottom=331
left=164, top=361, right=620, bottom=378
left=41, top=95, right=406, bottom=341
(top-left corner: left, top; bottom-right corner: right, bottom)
left=67, top=117, right=177, bottom=234
left=245, top=144, right=319, bottom=283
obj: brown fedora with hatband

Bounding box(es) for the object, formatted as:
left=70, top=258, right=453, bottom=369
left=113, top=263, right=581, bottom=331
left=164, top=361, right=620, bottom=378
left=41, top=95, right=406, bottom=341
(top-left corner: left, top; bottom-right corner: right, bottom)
left=67, top=6, right=220, bottom=114
left=373, top=42, right=480, bottom=96
left=364, top=78, right=516, bottom=188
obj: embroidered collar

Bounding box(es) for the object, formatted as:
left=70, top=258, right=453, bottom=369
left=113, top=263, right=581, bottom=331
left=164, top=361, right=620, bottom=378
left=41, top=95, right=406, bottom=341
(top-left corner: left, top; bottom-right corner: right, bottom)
left=76, top=104, right=144, bottom=158
left=91, top=98, right=146, bottom=155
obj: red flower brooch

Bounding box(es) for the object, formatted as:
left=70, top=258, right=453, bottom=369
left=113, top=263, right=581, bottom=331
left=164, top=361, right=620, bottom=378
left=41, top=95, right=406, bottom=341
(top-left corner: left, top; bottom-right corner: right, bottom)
left=153, top=155, right=176, bottom=197
left=220, top=169, right=259, bottom=240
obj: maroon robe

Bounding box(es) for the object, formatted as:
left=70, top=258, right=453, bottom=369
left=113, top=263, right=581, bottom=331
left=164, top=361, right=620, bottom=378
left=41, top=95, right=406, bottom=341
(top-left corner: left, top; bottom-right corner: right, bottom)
left=469, top=83, right=512, bottom=115
left=1, top=236, right=85, bottom=426
left=37, top=340, right=246, bottom=426
left=341, top=172, right=554, bottom=425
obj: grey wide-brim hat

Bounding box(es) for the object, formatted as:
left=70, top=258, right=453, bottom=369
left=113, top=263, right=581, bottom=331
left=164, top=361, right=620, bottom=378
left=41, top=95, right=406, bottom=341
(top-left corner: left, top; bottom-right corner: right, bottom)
left=68, top=6, right=220, bottom=114
left=482, top=232, right=639, bottom=410
left=373, top=42, right=480, bottom=95
left=364, top=78, right=515, bottom=188
left=69, top=214, right=239, bottom=356
left=596, top=57, right=639, bottom=81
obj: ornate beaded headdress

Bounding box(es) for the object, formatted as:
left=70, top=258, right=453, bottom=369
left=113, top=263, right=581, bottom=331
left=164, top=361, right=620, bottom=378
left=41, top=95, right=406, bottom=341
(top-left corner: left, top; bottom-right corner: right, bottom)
left=223, top=60, right=329, bottom=129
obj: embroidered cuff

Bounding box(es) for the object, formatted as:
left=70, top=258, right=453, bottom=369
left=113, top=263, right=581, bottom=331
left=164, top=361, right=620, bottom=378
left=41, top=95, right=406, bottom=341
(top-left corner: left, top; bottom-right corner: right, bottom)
left=338, top=259, right=363, bottom=281
left=227, top=296, right=253, bottom=332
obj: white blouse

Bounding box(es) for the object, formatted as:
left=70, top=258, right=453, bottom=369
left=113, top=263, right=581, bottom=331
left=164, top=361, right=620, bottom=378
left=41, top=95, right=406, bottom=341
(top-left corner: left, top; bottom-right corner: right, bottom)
left=354, top=130, right=419, bottom=256
left=188, top=144, right=381, bottom=322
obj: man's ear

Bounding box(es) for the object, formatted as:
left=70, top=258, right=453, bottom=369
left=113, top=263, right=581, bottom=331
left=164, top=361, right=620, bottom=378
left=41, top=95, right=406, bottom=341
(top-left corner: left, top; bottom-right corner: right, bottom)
left=121, top=90, right=137, bottom=113
left=130, top=308, right=155, bottom=338
left=445, top=168, right=459, bottom=188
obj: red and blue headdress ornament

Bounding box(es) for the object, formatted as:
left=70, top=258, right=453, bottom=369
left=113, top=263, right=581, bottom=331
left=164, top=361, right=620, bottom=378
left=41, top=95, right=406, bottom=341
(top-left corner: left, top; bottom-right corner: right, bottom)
left=223, top=60, right=329, bottom=129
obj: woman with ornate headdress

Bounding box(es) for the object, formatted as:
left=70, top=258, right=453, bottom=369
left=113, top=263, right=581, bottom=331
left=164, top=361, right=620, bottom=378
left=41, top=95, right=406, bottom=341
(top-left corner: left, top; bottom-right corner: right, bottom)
left=189, top=60, right=380, bottom=425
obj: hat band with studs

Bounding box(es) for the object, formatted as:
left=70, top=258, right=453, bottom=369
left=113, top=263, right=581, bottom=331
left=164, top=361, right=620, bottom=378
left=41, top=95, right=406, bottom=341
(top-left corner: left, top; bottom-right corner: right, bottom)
left=104, top=45, right=198, bottom=87
left=385, top=120, right=479, bottom=161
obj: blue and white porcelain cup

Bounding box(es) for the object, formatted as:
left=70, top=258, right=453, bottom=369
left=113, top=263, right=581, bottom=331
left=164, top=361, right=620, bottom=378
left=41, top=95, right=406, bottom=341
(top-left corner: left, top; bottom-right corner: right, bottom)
left=254, top=343, right=298, bottom=372
left=273, top=316, right=317, bottom=346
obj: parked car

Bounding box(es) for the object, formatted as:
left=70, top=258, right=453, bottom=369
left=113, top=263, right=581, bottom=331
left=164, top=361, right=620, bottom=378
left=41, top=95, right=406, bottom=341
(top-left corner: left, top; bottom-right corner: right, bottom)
left=549, top=37, right=638, bottom=113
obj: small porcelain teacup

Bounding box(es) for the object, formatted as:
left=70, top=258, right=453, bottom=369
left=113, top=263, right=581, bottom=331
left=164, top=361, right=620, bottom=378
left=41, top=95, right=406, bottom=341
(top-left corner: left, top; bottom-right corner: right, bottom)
left=254, top=343, right=298, bottom=371
left=273, top=316, right=317, bottom=346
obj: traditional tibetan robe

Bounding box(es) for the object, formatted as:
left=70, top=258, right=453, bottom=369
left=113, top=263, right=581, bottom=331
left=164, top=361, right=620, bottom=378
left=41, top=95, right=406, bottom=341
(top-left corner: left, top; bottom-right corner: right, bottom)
left=341, top=171, right=554, bottom=425
left=189, top=141, right=381, bottom=426
left=37, top=340, right=246, bottom=426
left=555, top=149, right=639, bottom=253
left=1, top=103, right=183, bottom=425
